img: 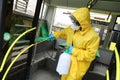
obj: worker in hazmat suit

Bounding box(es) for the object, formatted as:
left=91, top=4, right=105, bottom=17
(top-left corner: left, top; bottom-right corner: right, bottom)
left=49, top=7, right=100, bottom=80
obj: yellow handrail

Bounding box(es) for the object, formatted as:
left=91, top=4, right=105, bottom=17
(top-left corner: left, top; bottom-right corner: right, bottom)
left=106, top=69, right=110, bottom=80
left=114, top=47, right=120, bottom=80
left=2, top=39, right=48, bottom=80
left=2, top=44, right=35, bottom=80
left=0, top=27, right=36, bottom=72
left=109, top=42, right=120, bottom=80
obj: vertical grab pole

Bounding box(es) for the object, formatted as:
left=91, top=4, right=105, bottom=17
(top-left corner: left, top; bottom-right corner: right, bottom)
left=25, top=0, right=43, bottom=80
left=103, top=15, right=117, bottom=49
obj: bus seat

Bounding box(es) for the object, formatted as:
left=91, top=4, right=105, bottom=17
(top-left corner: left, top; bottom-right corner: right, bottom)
left=83, top=48, right=114, bottom=80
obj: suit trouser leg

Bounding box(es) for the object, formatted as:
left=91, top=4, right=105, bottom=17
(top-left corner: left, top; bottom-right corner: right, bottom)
left=61, top=75, right=67, bottom=80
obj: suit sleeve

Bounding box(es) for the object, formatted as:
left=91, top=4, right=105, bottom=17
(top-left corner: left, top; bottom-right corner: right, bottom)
left=53, top=27, right=70, bottom=39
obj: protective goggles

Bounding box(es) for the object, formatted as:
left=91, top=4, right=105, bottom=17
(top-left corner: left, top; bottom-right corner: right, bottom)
left=69, top=15, right=80, bottom=26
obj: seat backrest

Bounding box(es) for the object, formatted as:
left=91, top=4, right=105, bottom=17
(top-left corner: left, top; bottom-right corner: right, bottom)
left=36, top=40, right=56, bottom=54
left=83, top=48, right=114, bottom=80
left=96, top=48, right=114, bottom=66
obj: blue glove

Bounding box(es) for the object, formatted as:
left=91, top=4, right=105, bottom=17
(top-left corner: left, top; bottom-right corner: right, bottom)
left=65, top=46, right=73, bottom=54
left=49, top=34, right=55, bottom=40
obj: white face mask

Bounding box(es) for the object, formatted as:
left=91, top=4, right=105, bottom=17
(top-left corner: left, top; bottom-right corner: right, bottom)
left=71, top=24, right=81, bottom=30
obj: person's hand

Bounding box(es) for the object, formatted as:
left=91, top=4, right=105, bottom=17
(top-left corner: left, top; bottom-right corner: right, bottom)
left=49, top=34, right=55, bottom=40
left=65, top=46, right=73, bottom=54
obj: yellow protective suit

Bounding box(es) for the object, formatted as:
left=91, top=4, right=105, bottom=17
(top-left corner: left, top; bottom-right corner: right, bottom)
left=53, top=7, right=100, bottom=80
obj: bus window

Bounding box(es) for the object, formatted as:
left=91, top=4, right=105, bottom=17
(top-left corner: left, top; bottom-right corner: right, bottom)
left=116, top=17, right=120, bottom=24
left=52, top=8, right=75, bottom=31
left=90, top=12, right=111, bottom=46
left=13, top=0, right=37, bottom=15
left=13, top=0, right=47, bottom=18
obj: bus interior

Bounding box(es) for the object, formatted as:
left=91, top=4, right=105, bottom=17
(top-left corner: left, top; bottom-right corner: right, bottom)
left=0, top=0, right=120, bottom=80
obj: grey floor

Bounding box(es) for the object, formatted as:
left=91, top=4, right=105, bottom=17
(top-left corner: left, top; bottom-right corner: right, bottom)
left=31, top=69, right=60, bottom=80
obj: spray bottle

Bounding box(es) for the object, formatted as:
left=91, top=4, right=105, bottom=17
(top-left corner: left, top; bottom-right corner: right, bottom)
left=56, top=49, right=71, bottom=75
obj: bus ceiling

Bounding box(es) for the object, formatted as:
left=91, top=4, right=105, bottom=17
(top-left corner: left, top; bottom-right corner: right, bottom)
left=44, top=0, right=120, bottom=15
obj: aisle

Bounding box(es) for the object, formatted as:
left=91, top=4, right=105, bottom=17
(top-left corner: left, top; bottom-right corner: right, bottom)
left=31, top=69, right=60, bottom=80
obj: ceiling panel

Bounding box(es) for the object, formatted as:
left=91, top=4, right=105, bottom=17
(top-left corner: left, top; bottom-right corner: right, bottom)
left=45, top=0, right=120, bottom=13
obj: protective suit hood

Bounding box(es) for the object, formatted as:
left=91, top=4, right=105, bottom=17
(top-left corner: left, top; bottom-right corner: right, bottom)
left=72, top=7, right=92, bottom=35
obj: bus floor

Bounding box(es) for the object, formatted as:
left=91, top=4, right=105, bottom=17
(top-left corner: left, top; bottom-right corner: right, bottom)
left=31, top=68, right=60, bottom=80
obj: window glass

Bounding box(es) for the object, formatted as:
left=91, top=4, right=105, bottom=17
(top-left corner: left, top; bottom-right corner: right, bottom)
left=90, top=12, right=111, bottom=22
left=116, top=17, right=120, bottom=24
left=53, top=8, right=75, bottom=28
left=26, top=0, right=37, bottom=16
left=114, top=17, right=120, bottom=31
left=13, top=0, right=37, bottom=16
left=13, top=0, right=47, bottom=18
